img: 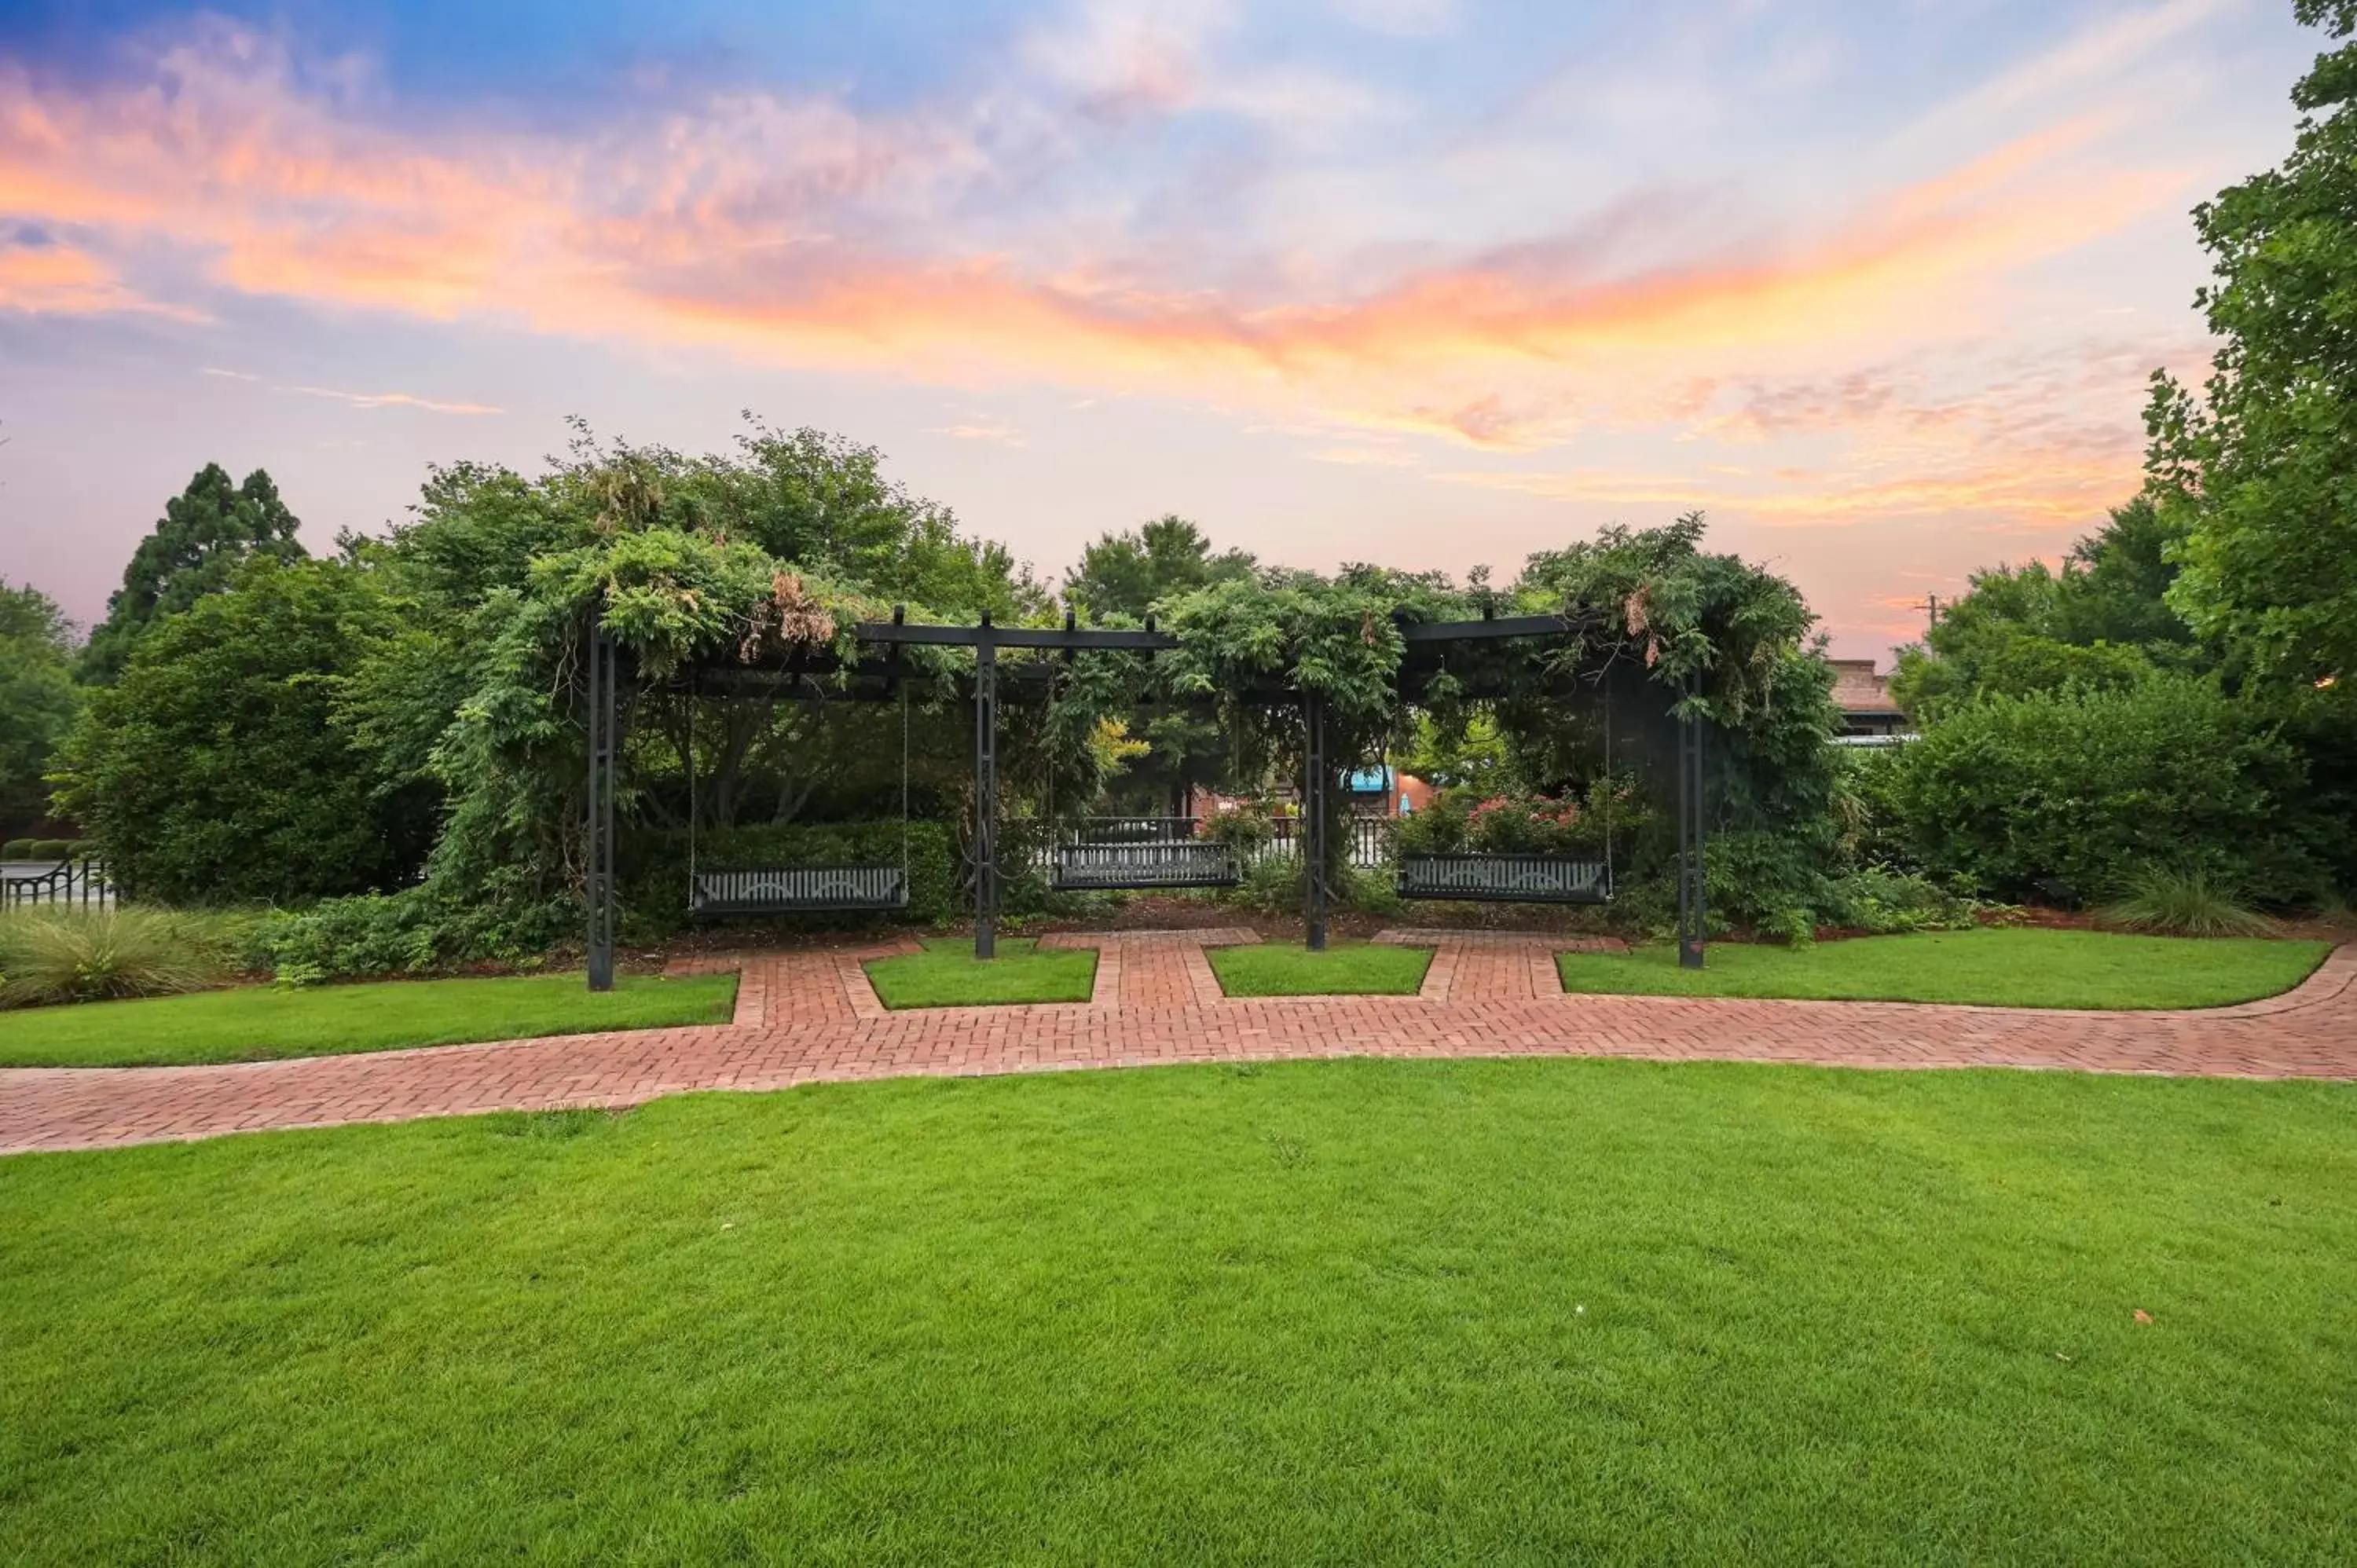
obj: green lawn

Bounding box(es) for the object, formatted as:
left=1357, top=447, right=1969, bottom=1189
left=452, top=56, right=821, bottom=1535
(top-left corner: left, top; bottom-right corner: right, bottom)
left=863, top=936, right=1097, bottom=1008
left=1557, top=928, right=2331, bottom=1010
left=2, top=1061, right=2352, bottom=1563
left=1209, top=940, right=1434, bottom=996
left=0, top=973, right=739, bottom=1068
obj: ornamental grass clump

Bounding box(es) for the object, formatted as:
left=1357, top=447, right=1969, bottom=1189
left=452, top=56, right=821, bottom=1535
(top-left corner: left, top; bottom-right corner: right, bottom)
left=0, top=908, right=229, bottom=1008
left=2098, top=866, right=2278, bottom=939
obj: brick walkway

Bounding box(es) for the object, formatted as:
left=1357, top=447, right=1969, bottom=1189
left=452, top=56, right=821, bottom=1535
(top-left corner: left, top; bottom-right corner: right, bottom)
left=2, top=933, right=2351, bottom=1155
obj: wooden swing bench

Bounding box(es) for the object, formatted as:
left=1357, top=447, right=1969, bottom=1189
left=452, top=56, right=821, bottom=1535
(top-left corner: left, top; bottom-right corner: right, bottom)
left=689, top=863, right=909, bottom=914
left=1050, top=838, right=1241, bottom=891
left=1395, top=852, right=1610, bottom=904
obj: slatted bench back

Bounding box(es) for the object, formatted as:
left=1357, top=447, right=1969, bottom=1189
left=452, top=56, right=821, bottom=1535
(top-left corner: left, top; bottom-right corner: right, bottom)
left=1051, top=841, right=1241, bottom=890
left=691, top=864, right=908, bottom=914
left=1396, top=852, right=1609, bottom=903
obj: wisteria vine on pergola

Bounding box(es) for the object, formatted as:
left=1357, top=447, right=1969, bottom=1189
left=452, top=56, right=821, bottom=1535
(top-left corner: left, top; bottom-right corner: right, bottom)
left=326, top=425, right=1844, bottom=973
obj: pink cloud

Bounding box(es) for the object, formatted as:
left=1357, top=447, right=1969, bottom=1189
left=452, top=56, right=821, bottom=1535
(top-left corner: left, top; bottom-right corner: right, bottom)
left=0, top=31, right=2194, bottom=402
left=0, top=13, right=2246, bottom=615
left=0, top=236, right=198, bottom=318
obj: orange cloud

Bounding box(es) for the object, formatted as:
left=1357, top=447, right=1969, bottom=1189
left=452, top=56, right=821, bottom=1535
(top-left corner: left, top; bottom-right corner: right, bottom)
left=0, top=240, right=194, bottom=317
left=0, top=20, right=2210, bottom=585
left=1435, top=404, right=2139, bottom=532
left=0, top=31, right=2188, bottom=413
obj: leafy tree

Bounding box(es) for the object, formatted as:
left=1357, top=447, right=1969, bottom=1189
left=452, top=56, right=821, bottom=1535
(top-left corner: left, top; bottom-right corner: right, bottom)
left=1065, top=516, right=1255, bottom=621
left=1061, top=516, right=1258, bottom=814
left=1511, top=513, right=1841, bottom=835
left=1394, top=710, right=1517, bottom=793
left=1888, top=499, right=2193, bottom=722
left=2143, top=0, right=2357, bottom=684
left=2053, top=496, right=2191, bottom=648
left=81, top=464, right=305, bottom=683
left=50, top=558, right=435, bottom=903
left=0, top=580, right=80, bottom=834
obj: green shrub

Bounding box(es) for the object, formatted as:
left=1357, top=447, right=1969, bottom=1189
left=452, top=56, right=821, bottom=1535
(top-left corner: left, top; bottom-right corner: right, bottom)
left=1880, top=676, right=2321, bottom=904
left=1466, top=796, right=1584, bottom=855
left=29, top=839, right=73, bottom=860
left=0, top=839, right=32, bottom=861
left=1233, top=852, right=1305, bottom=915
left=1200, top=805, right=1274, bottom=855
left=1608, top=835, right=1978, bottom=946
left=46, top=557, right=438, bottom=904
left=1699, top=829, right=1835, bottom=943
left=1822, top=866, right=1979, bottom=936
left=257, top=819, right=961, bottom=984
left=252, top=892, right=447, bottom=982
left=1340, top=862, right=1403, bottom=918
left=1391, top=791, right=1472, bottom=857
left=0, top=908, right=230, bottom=1007
left=252, top=883, right=580, bottom=984
left=2099, top=866, right=2278, bottom=938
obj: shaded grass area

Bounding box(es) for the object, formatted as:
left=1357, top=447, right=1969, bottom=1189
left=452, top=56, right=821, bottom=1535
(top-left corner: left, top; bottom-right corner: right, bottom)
left=1209, top=940, right=1433, bottom=997
left=0, top=973, right=738, bottom=1069
left=2, top=1061, right=2352, bottom=1564
left=1557, top=928, right=2330, bottom=1010
left=863, top=936, right=1096, bottom=1009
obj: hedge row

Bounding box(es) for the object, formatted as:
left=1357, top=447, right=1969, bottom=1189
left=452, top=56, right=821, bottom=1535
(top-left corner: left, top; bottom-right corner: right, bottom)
left=0, top=839, right=94, bottom=862
left=1855, top=675, right=2344, bottom=904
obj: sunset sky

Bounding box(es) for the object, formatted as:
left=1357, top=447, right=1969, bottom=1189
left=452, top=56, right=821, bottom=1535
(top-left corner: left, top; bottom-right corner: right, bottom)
left=0, top=0, right=2319, bottom=658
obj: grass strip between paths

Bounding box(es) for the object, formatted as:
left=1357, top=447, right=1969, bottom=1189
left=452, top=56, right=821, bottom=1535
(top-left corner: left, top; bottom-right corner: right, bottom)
left=0, top=973, right=738, bottom=1069
left=1209, top=940, right=1433, bottom=997
left=1556, top=927, right=2330, bottom=1010
left=863, top=936, right=1097, bottom=1009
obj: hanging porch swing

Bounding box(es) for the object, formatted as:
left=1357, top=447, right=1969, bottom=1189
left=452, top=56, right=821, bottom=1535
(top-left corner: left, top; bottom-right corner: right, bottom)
left=1394, top=684, right=1617, bottom=906
left=685, top=677, right=912, bottom=915
left=1049, top=818, right=1241, bottom=891
left=1038, top=669, right=1240, bottom=892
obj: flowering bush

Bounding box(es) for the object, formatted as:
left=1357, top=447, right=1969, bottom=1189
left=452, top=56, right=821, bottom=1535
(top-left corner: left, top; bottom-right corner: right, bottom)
left=1466, top=793, right=1583, bottom=855
left=1396, top=776, right=1646, bottom=859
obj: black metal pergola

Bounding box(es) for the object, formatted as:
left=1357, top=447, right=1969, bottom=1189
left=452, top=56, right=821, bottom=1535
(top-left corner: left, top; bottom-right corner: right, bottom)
left=583, top=603, right=1707, bottom=988
left=1392, top=607, right=1706, bottom=969
left=856, top=608, right=1181, bottom=958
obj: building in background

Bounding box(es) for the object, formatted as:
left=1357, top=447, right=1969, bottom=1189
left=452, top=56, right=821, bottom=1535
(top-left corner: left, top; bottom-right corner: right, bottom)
left=1828, top=658, right=1911, bottom=742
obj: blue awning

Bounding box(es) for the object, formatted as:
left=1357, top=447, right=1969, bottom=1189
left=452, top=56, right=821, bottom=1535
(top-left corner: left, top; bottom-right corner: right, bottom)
left=1345, top=767, right=1395, bottom=793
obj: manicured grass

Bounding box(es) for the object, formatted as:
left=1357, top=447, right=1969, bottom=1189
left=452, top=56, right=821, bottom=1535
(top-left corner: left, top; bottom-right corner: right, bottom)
left=1208, top=940, right=1434, bottom=996
left=4, top=1061, right=2354, bottom=1563
left=0, top=973, right=739, bottom=1068
left=1557, top=927, right=2331, bottom=1010
left=863, top=936, right=1097, bottom=1008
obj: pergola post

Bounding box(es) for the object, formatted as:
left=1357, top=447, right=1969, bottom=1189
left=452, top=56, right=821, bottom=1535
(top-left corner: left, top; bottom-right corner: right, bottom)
left=1303, top=689, right=1329, bottom=952
left=973, top=613, right=999, bottom=960
left=1677, top=698, right=1707, bottom=970
left=585, top=614, right=619, bottom=992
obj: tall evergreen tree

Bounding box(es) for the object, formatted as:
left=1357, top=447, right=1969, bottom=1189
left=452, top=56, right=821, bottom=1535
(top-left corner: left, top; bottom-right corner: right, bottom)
left=81, top=464, right=305, bottom=683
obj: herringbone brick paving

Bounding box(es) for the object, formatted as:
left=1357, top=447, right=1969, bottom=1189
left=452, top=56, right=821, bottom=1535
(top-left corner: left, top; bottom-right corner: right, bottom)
left=2, top=933, right=2350, bottom=1155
